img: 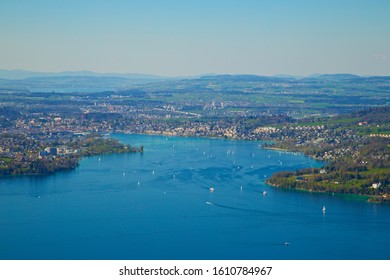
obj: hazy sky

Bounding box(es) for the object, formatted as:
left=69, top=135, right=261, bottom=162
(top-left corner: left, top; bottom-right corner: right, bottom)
left=1, top=0, right=389, bottom=76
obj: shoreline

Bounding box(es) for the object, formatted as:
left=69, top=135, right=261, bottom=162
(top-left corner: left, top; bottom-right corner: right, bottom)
left=115, top=131, right=268, bottom=144
left=262, top=146, right=290, bottom=152
left=3, top=132, right=387, bottom=205
left=118, top=132, right=385, bottom=204
left=0, top=136, right=142, bottom=178
left=266, top=181, right=384, bottom=203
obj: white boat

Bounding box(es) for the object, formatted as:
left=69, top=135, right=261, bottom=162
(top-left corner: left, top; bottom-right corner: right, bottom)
left=209, top=187, right=215, bottom=192
left=322, top=206, right=326, bottom=213
left=262, top=191, right=267, bottom=196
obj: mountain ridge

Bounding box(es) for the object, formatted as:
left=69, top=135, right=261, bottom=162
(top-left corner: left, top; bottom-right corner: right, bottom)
left=1, top=69, right=389, bottom=81
left=0, top=69, right=167, bottom=80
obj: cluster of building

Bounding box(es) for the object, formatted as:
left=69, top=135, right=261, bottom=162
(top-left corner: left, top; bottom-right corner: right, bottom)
left=1, top=97, right=386, bottom=171
left=252, top=124, right=368, bottom=161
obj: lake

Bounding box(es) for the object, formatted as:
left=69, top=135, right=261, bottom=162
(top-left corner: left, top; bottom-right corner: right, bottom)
left=0, top=134, right=389, bottom=259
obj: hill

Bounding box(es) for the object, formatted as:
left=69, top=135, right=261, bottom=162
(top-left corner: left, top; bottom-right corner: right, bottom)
left=266, top=107, right=390, bottom=203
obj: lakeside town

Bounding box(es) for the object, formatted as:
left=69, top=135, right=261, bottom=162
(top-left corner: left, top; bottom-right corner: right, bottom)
left=0, top=74, right=389, bottom=201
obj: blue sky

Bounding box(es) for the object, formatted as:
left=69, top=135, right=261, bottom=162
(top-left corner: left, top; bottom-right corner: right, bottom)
left=0, top=0, right=389, bottom=76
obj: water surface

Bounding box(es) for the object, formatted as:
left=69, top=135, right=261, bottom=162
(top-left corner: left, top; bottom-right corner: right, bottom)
left=0, top=134, right=389, bottom=259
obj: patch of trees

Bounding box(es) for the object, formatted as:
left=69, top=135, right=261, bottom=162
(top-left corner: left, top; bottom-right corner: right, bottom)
left=0, top=155, right=79, bottom=176
left=76, top=138, right=143, bottom=155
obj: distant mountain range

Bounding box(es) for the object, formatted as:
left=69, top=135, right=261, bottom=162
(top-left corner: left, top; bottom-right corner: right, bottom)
left=0, top=70, right=389, bottom=93
left=1, top=69, right=388, bottom=81
left=199, top=73, right=390, bottom=82
left=0, top=69, right=167, bottom=80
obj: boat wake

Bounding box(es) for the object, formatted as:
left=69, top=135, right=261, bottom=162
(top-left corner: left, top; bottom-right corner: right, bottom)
left=205, top=201, right=262, bottom=213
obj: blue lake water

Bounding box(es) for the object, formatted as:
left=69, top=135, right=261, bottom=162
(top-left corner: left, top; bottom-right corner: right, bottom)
left=0, top=134, right=389, bottom=260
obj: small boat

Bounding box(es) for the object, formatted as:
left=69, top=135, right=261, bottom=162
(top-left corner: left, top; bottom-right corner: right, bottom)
left=322, top=206, right=326, bottom=213
left=262, top=191, right=267, bottom=196
left=209, top=187, right=215, bottom=192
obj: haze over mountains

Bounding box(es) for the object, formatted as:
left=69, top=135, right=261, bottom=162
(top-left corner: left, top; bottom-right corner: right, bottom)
left=0, top=69, right=167, bottom=80
left=1, top=69, right=388, bottom=81
left=0, top=69, right=389, bottom=94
